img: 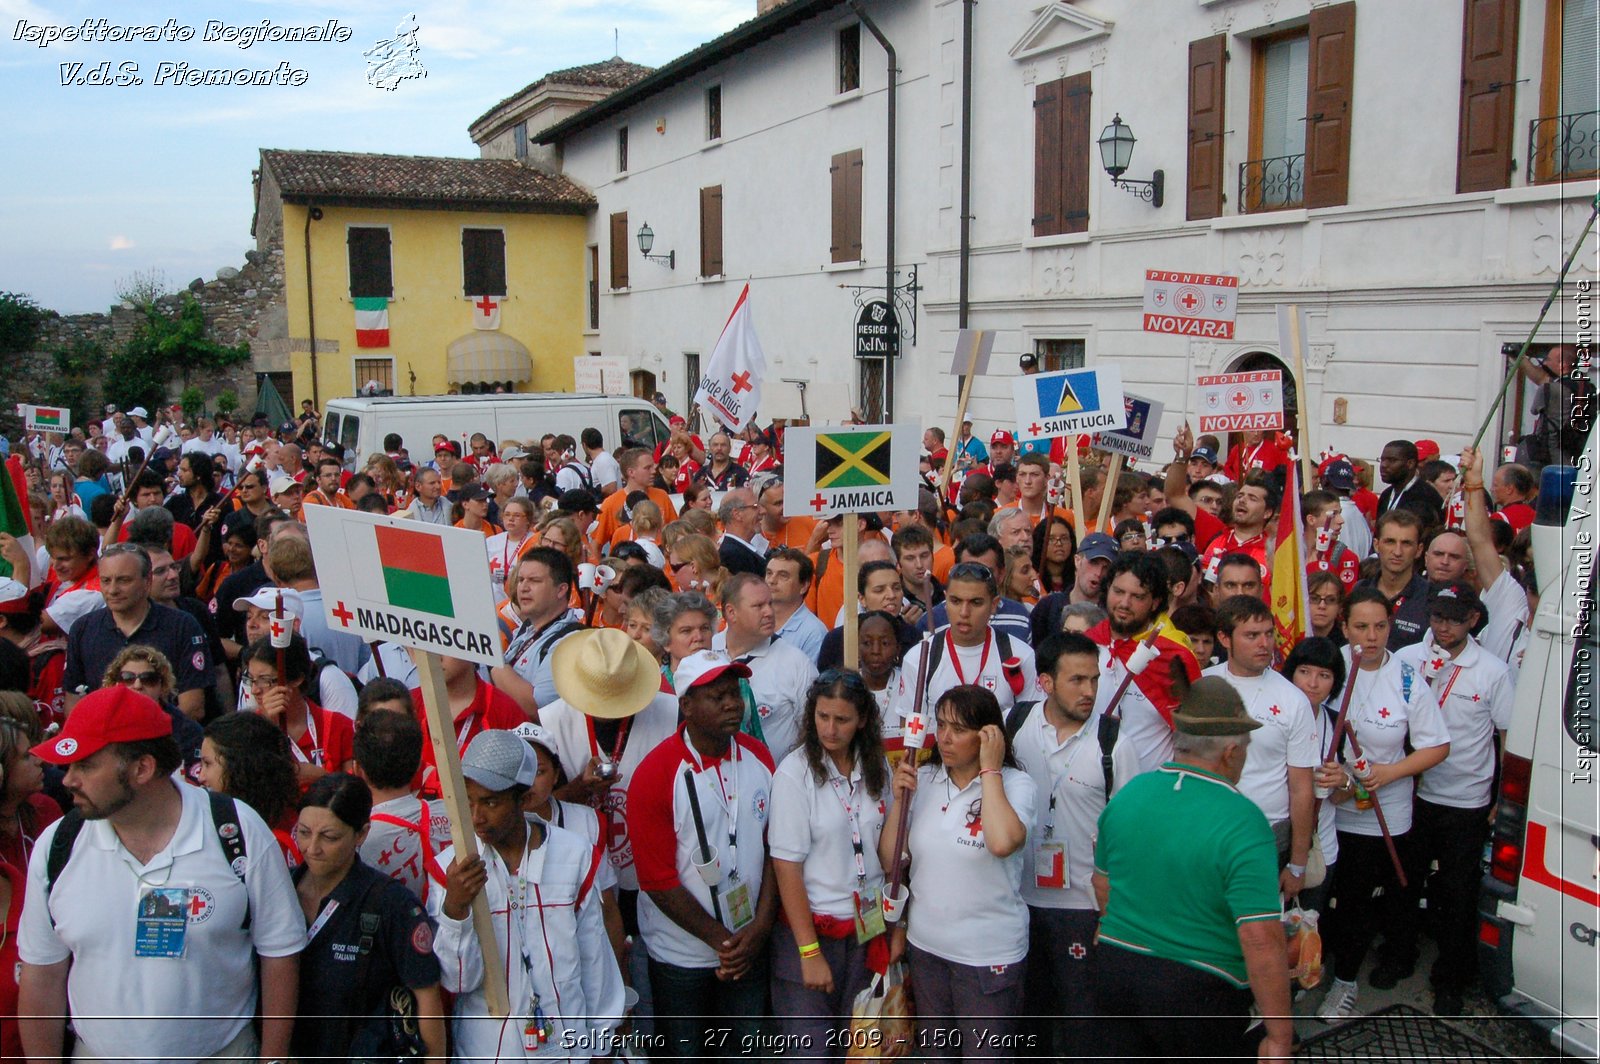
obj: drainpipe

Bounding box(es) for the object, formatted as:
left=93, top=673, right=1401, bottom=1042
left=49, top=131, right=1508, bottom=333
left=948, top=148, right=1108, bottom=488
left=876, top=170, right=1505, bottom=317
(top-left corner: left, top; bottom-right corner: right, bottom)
left=958, top=0, right=973, bottom=331
left=849, top=0, right=897, bottom=421
left=303, top=205, right=323, bottom=406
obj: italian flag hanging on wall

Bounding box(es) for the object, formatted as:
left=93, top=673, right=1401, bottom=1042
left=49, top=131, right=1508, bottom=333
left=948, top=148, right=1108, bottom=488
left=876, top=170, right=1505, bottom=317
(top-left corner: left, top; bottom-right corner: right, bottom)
left=354, top=297, right=390, bottom=348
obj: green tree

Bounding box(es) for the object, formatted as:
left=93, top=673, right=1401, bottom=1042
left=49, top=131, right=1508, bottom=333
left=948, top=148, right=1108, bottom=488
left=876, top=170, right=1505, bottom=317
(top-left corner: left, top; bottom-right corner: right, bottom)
left=0, top=291, right=47, bottom=356
left=38, top=335, right=105, bottom=429
left=105, top=296, right=250, bottom=413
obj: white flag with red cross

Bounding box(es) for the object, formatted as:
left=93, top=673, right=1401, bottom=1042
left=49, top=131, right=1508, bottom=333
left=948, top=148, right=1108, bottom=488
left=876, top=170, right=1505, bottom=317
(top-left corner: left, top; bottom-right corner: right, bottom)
left=469, top=295, right=501, bottom=331
left=694, top=284, right=765, bottom=433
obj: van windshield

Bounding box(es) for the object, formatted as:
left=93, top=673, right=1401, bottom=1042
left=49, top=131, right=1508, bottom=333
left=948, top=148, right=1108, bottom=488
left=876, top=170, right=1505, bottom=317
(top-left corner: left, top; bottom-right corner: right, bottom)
left=339, top=414, right=360, bottom=468
left=620, top=409, right=666, bottom=452
left=323, top=412, right=338, bottom=444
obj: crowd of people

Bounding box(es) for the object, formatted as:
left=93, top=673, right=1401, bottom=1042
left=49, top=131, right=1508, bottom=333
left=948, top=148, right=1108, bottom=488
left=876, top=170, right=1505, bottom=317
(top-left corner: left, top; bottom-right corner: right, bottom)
left=0, top=348, right=1583, bottom=1062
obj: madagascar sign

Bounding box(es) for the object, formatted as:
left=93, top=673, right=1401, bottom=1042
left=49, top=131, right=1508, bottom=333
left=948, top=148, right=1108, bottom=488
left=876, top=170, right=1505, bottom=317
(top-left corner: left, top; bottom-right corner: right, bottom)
left=1142, top=270, right=1239, bottom=338
left=305, top=507, right=501, bottom=667
left=784, top=423, right=920, bottom=516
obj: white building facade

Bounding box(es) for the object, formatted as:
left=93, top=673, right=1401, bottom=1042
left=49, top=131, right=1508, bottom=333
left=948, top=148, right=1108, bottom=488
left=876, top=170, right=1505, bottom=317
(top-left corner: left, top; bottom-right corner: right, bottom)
left=481, top=0, right=1596, bottom=461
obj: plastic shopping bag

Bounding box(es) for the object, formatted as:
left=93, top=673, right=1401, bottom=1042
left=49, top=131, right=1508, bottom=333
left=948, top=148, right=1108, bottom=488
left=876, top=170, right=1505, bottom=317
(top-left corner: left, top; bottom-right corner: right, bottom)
left=1284, top=905, right=1324, bottom=990
left=848, top=961, right=915, bottom=1061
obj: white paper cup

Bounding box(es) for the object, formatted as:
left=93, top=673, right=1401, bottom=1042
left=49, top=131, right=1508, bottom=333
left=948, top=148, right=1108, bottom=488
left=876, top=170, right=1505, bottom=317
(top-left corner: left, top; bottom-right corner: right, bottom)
left=622, top=986, right=640, bottom=1014
left=693, top=847, right=722, bottom=886
left=578, top=562, right=598, bottom=591
left=881, top=884, right=909, bottom=923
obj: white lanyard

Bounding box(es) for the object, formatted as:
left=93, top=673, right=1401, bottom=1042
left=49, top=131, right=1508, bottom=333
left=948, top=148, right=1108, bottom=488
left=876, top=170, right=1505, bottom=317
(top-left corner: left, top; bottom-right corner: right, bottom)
left=289, top=706, right=322, bottom=766
left=1040, top=717, right=1085, bottom=838
left=826, top=771, right=868, bottom=886
left=305, top=899, right=340, bottom=946
left=684, top=731, right=741, bottom=878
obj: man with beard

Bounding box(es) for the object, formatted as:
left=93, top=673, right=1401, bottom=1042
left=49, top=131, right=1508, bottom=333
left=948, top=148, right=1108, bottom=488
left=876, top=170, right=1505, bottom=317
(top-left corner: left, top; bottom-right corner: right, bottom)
left=1086, top=552, right=1201, bottom=773
left=17, top=686, right=302, bottom=1062
left=1376, top=440, right=1444, bottom=529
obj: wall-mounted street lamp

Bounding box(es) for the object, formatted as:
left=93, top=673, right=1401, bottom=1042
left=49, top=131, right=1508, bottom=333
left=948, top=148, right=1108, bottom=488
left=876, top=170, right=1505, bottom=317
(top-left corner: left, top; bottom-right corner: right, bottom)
left=1097, top=114, right=1164, bottom=208
left=636, top=222, right=675, bottom=269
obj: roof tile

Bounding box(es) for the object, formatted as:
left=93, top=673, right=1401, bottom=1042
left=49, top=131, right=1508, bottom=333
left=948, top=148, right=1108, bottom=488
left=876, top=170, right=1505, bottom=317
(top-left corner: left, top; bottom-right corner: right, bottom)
left=261, top=149, right=595, bottom=211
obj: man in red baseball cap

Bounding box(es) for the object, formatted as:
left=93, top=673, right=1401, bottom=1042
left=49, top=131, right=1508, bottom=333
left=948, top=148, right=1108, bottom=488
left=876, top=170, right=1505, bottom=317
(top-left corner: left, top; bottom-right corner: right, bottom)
left=17, top=686, right=303, bottom=1063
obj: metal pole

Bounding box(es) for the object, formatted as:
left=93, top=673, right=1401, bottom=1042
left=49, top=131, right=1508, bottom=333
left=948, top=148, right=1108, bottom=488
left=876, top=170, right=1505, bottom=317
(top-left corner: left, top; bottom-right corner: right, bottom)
left=849, top=1, right=897, bottom=421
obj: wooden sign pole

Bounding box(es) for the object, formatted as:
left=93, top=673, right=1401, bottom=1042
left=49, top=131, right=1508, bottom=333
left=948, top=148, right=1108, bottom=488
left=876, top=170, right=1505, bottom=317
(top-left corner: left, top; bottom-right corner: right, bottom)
left=938, top=340, right=985, bottom=497
left=841, top=514, right=860, bottom=669
left=1065, top=440, right=1083, bottom=520
left=1096, top=454, right=1124, bottom=534
left=1280, top=304, right=1316, bottom=486
left=414, top=650, right=511, bottom=1018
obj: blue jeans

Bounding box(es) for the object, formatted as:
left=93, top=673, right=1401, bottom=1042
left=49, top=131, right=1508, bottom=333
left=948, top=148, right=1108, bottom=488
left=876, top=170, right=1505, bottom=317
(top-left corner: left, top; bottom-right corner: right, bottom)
left=647, top=956, right=769, bottom=1061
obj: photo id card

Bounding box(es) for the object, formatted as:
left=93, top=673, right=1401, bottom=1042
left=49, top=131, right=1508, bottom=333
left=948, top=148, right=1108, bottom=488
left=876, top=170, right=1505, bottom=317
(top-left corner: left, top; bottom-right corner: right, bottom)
left=724, top=881, right=754, bottom=931
left=855, top=888, right=886, bottom=942
left=135, top=886, right=192, bottom=958
left=1035, top=842, right=1068, bottom=890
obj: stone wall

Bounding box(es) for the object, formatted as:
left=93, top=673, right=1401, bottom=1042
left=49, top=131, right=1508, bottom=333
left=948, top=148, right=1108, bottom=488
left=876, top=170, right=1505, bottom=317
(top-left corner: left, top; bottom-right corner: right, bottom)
left=9, top=231, right=286, bottom=436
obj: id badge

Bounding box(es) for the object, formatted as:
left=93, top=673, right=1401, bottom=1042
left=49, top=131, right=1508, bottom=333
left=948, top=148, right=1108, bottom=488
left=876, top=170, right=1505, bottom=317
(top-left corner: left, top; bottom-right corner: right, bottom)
left=1034, top=841, right=1068, bottom=890
left=135, top=886, right=192, bottom=958
left=724, top=880, right=755, bottom=931
left=854, top=889, right=886, bottom=943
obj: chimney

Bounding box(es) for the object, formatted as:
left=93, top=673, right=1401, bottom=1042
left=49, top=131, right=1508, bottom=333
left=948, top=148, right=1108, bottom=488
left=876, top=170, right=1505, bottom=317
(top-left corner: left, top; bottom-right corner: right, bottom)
left=757, top=0, right=791, bottom=13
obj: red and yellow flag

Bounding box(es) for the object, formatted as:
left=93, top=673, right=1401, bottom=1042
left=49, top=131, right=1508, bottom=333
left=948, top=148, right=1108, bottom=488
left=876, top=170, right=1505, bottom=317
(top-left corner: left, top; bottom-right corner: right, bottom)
left=1270, top=458, right=1309, bottom=661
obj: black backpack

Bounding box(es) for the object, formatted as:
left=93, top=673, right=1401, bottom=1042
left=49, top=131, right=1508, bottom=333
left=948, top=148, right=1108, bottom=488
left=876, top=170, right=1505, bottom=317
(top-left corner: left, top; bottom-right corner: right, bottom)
left=1003, top=699, right=1122, bottom=800
left=560, top=461, right=593, bottom=489
left=46, top=789, right=250, bottom=929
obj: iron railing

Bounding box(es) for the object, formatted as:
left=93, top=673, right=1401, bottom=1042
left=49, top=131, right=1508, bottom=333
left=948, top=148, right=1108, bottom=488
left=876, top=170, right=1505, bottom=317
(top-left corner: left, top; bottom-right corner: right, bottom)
left=1528, top=109, right=1600, bottom=182
left=1238, top=153, right=1305, bottom=213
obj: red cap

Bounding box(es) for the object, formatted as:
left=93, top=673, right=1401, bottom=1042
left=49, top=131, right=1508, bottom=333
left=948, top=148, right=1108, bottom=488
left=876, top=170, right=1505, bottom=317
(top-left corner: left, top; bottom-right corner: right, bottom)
left=669, top=415, right=687, bottom=427
left=33, top=686, right=173, bottom=765
left=1415, top=439, right=1441, bottom=463
left=990, top=430, right=1015, bottom=446
left=434, top=440, right=460, bottom=458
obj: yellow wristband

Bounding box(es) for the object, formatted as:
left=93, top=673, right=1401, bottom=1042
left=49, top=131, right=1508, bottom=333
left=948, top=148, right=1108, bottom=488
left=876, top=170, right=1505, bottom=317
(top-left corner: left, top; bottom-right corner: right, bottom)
left=798, top=942, right=822, bottom=959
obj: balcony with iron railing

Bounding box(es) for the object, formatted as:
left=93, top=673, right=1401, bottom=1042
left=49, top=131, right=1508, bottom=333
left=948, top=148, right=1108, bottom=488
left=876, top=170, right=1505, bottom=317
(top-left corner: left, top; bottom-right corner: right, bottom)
left=1239, top=153, right=1305, bottom=214
left=1529, top=109, right=1599, bottom=183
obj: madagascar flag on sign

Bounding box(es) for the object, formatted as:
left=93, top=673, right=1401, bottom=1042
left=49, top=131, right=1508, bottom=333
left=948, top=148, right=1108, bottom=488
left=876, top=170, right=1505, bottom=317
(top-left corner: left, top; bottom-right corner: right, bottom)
left=375, top=524, right=454, bottom=618
left=815, top=430, right=893, bottom=489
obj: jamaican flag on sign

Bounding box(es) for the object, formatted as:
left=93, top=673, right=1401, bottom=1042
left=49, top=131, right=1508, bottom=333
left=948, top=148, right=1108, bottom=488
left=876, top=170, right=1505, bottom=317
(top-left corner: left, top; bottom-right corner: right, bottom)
left=815, top=430, right=893, bottom=489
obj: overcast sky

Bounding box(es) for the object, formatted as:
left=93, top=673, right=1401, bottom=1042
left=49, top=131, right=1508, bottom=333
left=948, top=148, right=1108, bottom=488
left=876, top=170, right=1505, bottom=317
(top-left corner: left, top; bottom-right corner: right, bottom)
left=0, top=0, right=753, bottom=313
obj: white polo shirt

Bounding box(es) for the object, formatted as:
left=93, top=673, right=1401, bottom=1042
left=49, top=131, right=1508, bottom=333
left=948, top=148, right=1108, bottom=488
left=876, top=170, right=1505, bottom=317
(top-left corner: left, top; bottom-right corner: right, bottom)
left=1333, top=649, right=1451, bottom=836
left=1202, top=664, right=1318, bottom=824
left=904, top=763, right=1037, bottom=967
left=18, top=781, right=303, bottom=1060
left=768, top=747, right=891, bottom=920
left=890, top=631, right=1040, bottom=727
left=1396, top=638, right=1514, bottom=809
left=1477, top=569, right=1531, bottom=675
left=1091, top=648, right=1174, bottom=776
left=713, top=633, right=819, bottom=765
left=1011, top=704, right=1141, bottom=911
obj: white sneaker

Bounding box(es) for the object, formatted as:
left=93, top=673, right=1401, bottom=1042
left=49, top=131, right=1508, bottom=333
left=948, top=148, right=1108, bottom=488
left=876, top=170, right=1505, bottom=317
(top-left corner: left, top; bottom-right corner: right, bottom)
left=1319, top=978, right=1360, bottom=1023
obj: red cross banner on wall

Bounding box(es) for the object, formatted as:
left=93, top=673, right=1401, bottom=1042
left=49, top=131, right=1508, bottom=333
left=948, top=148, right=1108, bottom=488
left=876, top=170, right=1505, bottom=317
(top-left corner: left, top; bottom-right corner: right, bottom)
left=469, top=294, right=501, bottom=331
left=1141, top=269, right=1239, bottom=338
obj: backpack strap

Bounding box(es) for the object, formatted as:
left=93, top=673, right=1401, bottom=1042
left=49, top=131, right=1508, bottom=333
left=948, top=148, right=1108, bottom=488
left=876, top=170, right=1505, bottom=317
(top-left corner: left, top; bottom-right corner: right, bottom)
left=578, top=839, right=606, bottom=904
left=1097, top=713, right=1122, bottom=801
left=44, top=809, right=88, bottom=925
left=207, top=790, right=251, bottom=930
left=369, top=810, right=446, bottom=901
left=1004, top=700, right=1036, bottom=743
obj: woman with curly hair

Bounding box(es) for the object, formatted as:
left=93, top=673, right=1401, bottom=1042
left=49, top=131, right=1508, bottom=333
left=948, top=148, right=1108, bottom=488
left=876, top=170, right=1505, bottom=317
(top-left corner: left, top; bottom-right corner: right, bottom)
left=101, top=645, right=204, bottom=778
left=199, top=710, right=302, bottom=865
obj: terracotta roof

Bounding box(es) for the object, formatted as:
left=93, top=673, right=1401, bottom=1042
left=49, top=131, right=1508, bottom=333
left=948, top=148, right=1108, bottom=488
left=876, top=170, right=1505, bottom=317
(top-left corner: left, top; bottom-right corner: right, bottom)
left=473, top=57, right=655, bottom=131
left=260, top=149, right=594, bottom=213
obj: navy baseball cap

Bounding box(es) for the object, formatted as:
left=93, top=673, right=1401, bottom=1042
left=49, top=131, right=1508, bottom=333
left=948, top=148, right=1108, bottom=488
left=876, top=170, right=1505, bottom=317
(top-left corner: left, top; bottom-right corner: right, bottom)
left=1078, top=532, right=1119, bottom=563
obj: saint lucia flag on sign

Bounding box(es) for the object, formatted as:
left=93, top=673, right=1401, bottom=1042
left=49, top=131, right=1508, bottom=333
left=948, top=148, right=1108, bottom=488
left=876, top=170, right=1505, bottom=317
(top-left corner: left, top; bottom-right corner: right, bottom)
left=816, top=430, right=893, bottom=488
left=373, top=524, right=455, bottom=618
left=1012, top=365, right=1126, bottom=441
left=1035, top=371, right=1099, bottom=416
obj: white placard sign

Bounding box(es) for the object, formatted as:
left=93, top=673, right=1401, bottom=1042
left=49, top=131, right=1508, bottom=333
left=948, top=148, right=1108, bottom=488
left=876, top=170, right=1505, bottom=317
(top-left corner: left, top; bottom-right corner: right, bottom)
left=305, top=507, right=502, bottom=667
left=1012, top=366, right=1127, bottom=442
left=1093, top=392, right=1165, bottom=463
left=1142, top=270, right=1239, bottom=338
left=573, top=355, right=630, bottom=396
left=783, top=423, right=922, bottom=518
left=1196, top=371, right=1285, bottom=433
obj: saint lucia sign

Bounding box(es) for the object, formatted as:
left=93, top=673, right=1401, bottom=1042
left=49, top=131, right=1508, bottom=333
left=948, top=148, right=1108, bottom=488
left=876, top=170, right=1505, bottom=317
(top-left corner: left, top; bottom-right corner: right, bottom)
left=1012, top=366, right=1127, bottom=443
left=784, top=424, right=920, bottom=516
left=305, top=507, right=501, bottom=667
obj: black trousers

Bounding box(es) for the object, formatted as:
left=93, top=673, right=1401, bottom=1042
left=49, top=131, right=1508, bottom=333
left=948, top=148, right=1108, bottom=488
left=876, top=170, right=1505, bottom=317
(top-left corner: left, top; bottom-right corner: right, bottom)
left=1326, top=829, right=1418, bottom=982
left=1092, top=944, right=1260, bottom=1063
left=1407, top=798, right=1492, bottom=990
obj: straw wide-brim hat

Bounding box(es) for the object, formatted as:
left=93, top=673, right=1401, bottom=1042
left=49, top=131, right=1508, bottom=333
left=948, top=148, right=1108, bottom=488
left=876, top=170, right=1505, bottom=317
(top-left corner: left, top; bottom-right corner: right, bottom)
left=550, top=628, right=662, bottom=720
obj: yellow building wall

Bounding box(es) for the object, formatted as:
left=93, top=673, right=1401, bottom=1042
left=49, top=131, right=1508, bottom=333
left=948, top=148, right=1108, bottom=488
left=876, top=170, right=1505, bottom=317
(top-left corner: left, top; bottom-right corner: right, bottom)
left=282, top=203, right=587, bottom=407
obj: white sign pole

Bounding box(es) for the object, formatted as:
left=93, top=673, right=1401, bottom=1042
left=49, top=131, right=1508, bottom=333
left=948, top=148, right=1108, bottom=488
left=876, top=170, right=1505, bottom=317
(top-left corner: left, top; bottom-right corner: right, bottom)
left=841, top=515, right=859, bottom=670
left=414, top=651, right=510, bottom=1017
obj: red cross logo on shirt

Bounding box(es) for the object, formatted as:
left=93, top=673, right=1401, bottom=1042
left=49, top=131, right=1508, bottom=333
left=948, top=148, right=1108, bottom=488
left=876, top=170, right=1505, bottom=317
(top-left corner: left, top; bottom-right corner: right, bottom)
left=1378, top=708, right=1390, bottom=718
left=1429, top=657, right=1446, bottom=671
left=188, top=894, right=208, bottom=917
left=731, top=371, right=753, bottom=393
left=606, top=814, right=629, bottom=852
left=1268, top=705, right=1281, bottom=716
left=331, top=601, right=354, bottom=627
left=877, top=800, right=887, bottom=816
left=1069, top=942, right=1087, bottom=960
left=1471, top=694, right=1481, bottom=702
left=810, top=493, right=828, bottom=513
left=964, top=808, right=984, bottom=837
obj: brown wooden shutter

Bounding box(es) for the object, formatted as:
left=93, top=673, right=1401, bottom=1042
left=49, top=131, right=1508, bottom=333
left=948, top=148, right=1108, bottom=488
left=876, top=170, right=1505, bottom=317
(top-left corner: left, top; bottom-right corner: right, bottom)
left=1187, top=35, right=1228, bottom=220
left=1061, top=73, right=1092, bottom=234
left=609, top=212, right=629, bottom=290
left=1457, top=0, right=1520, bottom=192
left=831, top=149, right=863, bottom=263
left=1304, top=2, right=1357, bottom=208
left=1033, top=78, right=1063, bottom=236
left=700, top=185, right=724, bottom=277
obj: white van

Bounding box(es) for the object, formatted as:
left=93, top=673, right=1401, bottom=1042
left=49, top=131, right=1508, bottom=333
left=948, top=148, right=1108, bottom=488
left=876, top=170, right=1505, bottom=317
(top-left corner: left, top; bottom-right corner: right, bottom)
left=1478, top=462, right=1598, bottom=1058
left=321, top=393, right=672, bottom=470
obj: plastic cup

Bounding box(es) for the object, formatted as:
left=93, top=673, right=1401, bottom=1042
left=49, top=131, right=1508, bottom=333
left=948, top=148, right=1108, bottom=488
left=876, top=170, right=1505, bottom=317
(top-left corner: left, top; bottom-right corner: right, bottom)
left=693, top=847, right=722, bottom=886
left=881, top=884, right=909, bottom=923
left=578, top=562, right=598, bottom=591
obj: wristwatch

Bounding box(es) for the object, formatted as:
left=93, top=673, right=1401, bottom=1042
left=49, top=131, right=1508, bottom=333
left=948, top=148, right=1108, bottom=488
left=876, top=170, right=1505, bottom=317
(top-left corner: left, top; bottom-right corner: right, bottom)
left=1285, top=862, right=1307, bottom=878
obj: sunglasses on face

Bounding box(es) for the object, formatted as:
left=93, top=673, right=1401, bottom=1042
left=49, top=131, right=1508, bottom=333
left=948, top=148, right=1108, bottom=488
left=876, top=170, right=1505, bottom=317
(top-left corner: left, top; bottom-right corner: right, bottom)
left=119, top=670, right=161, bottom=686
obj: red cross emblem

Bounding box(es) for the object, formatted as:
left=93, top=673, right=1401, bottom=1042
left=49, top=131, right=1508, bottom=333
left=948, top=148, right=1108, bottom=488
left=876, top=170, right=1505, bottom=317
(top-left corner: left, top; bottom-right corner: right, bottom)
left=188, top=894, right=208, bottom=917
left=606, top=815, right=629, bottom=851
left=269, top=619, right=285, bottom=640
left=1213, top=294, right=1228, bottom=310
left=1178, top=288, right=1201, bottom=311
left=1027, top=423, right=1042, bottom=436
left=1471, top=694, right=1481, bottom=702
left=377, top=848, right=392, bottom=866
left=1268, top=704, right=1281, bottom=716
left=810, top=493, right=828, bottom=513
left=331, top=601, right=354, bottom=627
left=877, top=800, right=887, bottom=816
left=731, top=371, right=753, bottom=393
left=1227, top=389, right=1252, bottom=411
left=904, top=716, right=926, bottom=737
left=1069, top=942, right=1087, bottom=960
left=1378, top=708, right=1390, bottom=718
left=965, top=813, right=984, bottom=837
left=474, top=295, right=498, bottom=315
left=1430, top=658, right=1445, bottom=671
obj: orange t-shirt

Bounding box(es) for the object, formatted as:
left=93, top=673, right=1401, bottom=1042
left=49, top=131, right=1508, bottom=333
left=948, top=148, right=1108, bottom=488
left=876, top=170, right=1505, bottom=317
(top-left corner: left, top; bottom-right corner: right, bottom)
left=595, top=486, right=679, bottom=547
left=1021, top=503, right=1077, bottom=530
left=763, top=516, right=819, bottom=551
left=804, top=546, right=847, bottom=632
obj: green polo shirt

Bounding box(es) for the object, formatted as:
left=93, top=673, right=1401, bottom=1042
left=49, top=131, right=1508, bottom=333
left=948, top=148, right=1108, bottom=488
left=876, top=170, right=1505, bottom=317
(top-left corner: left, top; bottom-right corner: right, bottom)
left=1094, top=761, right=1281, bottom=987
